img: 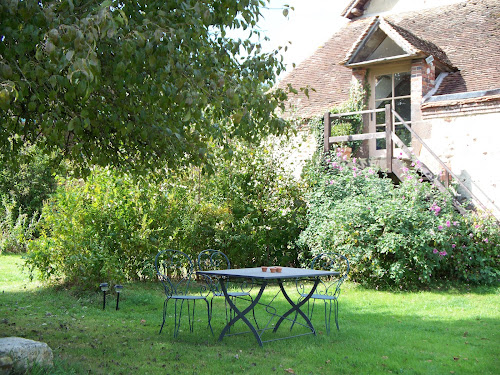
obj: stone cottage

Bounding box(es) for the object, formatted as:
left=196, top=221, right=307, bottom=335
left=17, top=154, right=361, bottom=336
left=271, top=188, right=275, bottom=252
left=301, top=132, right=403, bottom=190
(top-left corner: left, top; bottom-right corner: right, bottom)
left=278, top=0, right=500, bottom=219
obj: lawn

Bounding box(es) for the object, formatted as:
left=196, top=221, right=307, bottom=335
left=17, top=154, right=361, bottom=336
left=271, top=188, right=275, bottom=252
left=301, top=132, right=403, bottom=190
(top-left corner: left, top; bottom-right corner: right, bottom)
left=1, top=254, right=499, bottom=374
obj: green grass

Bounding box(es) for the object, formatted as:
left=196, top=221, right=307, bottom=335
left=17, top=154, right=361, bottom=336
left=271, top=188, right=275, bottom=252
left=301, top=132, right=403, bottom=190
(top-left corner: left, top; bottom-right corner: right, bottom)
left=1, top=254, right=499, bottom=374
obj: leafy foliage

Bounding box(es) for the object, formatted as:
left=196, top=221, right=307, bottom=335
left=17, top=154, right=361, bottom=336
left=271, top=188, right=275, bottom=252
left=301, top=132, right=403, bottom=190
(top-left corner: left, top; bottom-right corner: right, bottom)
left=0, top=143, right=61, bottom=220
left=0, top=0, right=291, bottom=175
left=307, top=81, right=366, bottom=155
left=25, top=142, right=307, bottom=288
left=0, top=196, right=40, bottom=254
left=299, top=151, right=500, bottom=289
left=198, top=144, right=308, bottom=267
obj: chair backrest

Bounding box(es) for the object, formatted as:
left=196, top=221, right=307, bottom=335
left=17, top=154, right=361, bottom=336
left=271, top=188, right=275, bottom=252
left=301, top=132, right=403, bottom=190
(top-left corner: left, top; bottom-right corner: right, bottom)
left=197, top=249, right=230, bottom=295
left=155, top=250, right=195, bottom=297
left=309, top=253, right=350, bottom=297
left=197, top=249, right=231, bottom=271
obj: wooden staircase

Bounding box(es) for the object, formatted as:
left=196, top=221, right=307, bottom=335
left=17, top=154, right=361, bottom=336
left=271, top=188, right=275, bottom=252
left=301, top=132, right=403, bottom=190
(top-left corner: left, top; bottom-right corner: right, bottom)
left=324, top=104, right=497, bottom=219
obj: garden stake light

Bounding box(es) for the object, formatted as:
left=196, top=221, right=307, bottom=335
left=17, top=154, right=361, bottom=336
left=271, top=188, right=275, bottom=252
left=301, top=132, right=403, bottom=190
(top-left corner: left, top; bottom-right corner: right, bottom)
left=100, top=283, right=109, bottom=310
left=114, top=284, right=123, bottom=310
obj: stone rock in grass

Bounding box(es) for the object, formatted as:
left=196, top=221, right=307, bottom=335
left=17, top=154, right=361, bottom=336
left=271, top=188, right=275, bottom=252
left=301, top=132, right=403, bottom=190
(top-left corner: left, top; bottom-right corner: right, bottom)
left=0, top=337, right=53, bottom=373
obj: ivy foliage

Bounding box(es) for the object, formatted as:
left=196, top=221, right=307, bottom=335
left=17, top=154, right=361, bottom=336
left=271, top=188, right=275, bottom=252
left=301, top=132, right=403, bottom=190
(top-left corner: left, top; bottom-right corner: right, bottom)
left=0, top=0, right=291, bottom=175
left=307, top=81, right=366, bottom=156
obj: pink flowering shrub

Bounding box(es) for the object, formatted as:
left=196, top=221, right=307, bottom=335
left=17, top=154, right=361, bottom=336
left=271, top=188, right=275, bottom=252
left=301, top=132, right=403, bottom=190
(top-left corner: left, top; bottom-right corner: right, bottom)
left=300, top=151, right=500, bottom=288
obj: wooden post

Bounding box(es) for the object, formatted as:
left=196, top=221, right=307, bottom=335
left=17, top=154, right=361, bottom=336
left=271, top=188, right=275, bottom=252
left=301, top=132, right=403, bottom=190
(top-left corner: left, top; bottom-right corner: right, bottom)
left=385, top=104, right=393, bottom=172
left=440, top=162, right=451, bottom=187
left=361, top=112, right=370, bottom=158
left=324, top=112, right=331, bottom=153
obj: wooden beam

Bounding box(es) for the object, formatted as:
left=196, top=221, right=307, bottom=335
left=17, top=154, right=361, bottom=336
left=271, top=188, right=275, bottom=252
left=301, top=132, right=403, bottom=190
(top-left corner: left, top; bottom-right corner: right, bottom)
left=329, top=108, right=385, bottom=118
left=329, top=132, right=385, bottom=143
left=324, top=112, right=331, bottom=153
left=385, top=104, right=393, bottom=172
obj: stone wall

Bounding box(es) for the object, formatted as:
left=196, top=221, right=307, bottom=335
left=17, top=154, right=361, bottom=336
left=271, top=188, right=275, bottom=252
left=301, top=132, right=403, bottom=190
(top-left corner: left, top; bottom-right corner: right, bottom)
left=418, top=108, right=500, bottom=218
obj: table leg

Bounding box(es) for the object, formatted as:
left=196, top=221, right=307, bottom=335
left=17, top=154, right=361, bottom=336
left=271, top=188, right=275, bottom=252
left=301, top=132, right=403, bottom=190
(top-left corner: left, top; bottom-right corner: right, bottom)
left=219, top=279, right=267, bottom=347
left=273, top=278, right=320, bottom=333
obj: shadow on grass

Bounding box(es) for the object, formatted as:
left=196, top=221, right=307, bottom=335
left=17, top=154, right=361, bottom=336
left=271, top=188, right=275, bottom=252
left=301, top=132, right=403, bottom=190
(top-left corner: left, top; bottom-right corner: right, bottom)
left=1, top=279, right=499, bottom=374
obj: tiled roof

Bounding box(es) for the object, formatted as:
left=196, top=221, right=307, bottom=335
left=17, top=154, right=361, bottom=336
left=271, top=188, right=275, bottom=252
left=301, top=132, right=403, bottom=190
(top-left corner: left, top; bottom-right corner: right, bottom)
left=382, top=20, right=454, bottom=68
left=341, top=0, right=370, bottom=18
left=277, top=18, right=372, bottom=119
left=277, top=0, right=500, bottom=119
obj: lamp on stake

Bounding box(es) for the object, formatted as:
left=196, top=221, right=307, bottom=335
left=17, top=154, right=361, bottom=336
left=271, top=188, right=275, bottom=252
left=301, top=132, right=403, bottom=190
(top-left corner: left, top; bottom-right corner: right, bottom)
left=114, top=285, right=123, bottom=310
left=99, top=283, right=109, bottom=310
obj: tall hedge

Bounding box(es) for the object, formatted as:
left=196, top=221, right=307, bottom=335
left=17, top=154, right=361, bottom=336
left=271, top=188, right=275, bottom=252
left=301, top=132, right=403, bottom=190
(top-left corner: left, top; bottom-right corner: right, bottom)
left=25, top=144, right=307, bottom=288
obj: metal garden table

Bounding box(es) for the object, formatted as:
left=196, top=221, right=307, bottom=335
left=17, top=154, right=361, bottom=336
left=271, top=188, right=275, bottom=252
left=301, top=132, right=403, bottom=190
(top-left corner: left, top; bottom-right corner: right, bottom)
left=196, top=267, right=339, bottom=346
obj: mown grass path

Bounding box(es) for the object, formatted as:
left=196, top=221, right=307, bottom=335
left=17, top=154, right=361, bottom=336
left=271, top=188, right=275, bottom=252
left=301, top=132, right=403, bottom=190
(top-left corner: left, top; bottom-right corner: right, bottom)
left=1, top=254, right=499, bottom=374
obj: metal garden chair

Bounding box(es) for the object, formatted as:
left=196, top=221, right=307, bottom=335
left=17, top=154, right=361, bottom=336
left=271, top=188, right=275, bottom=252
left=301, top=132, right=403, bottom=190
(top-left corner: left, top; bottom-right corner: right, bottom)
left=197, top=249, right=259, bottom=329
left=155, top=249, right=213, bottom=338
left=291, top=252, right=350, bottom=334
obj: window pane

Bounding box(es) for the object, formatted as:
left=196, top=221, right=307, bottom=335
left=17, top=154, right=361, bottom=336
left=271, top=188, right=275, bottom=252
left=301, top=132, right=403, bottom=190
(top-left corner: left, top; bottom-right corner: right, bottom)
left=395, top=124, right=412, bottom=146
left=395, top=98, right=411, bottom=122
left=376, top=126, right=386, bottom=150
left=375, top=99, right=390, bottom=124
left=375, top=75, right=392, bottom=100
left=394, top=72, right=411, bottom=96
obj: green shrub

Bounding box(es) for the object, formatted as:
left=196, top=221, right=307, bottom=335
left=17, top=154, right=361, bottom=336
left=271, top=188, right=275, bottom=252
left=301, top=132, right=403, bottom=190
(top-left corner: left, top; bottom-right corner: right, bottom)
left=299, top=151, right=500, bottom=288
left=202, top=146, right=308, bottom=267
left=0, top=196, right=40, bottom=254
left=25, top=170, right=180, bottom=287
left=25, top=144, right=307, bottom=288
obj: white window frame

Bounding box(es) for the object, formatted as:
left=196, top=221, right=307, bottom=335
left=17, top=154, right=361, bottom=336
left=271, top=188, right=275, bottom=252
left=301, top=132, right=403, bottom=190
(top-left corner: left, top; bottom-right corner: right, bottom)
left=368, top=63, right=412, bottom=158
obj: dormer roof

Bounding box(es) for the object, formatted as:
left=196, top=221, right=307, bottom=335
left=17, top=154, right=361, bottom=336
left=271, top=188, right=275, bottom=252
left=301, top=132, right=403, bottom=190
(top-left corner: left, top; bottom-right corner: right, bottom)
left=341, top=17, right=455, bottom=70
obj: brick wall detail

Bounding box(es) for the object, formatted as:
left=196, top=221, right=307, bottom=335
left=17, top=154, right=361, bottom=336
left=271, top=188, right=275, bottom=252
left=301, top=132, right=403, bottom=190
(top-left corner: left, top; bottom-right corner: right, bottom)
left=352, top=68, right=367, bottom=84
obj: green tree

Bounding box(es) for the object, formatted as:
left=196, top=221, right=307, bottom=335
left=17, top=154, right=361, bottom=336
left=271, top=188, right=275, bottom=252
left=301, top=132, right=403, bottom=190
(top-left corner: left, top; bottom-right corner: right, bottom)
left=0, top=143, right=61, bottom=219
left=0, top=0, right=291, bottom=175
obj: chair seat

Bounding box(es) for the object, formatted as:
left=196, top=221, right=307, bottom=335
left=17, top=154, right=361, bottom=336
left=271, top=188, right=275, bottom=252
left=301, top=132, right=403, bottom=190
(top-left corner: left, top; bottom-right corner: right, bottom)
left=300, top=293, right=338, bottom=301
left=170, top=295, right=207, bottom=300
left=214, top=291, right=250, bottom=297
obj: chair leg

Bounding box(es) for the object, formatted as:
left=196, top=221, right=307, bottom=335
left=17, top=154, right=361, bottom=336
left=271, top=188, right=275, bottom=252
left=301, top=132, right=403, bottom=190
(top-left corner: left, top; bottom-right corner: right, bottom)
left=163, top=298, right=213, bottom=338
left=173, top=300, right=179, bottom=338
left=205, top=299, right=213, bottom=335
left=208, top=298, right=214, bottom=330
left=248, top=296, right=259, bottom=329
left=309, top=299, right=315, bottom=319
left=324, top=300, right=331, bottom=335
left=224, top=298, right=231, bottom=333
left=187, top=300, right=195, bottom=333
left=159, top=299, right=169, bottom=334
left=335, top=299, right=340, bottom=331
left=174, top=299, right=185, bottom=338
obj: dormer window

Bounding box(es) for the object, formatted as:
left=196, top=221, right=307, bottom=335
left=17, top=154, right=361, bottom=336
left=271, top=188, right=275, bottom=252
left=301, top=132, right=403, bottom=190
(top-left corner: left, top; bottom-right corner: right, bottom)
left=348, top=28, right=408, bottom=66
left=340, top=16, right=455, bottom=159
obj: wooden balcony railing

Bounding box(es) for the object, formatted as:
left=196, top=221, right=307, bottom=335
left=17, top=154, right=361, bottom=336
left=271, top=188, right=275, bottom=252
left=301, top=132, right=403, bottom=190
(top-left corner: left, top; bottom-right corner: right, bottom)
left=323, top=104, right=497, bottom=218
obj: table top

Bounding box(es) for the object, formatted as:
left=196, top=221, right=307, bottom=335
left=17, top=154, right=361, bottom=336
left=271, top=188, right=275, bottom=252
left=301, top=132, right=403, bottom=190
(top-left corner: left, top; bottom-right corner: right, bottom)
left=197, top=267, right=339, bottom=280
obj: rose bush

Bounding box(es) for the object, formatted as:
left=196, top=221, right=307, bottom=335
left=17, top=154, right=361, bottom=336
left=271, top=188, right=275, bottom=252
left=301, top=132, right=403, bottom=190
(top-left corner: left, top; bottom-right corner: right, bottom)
left=299, top=150, right=499, bottom=288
